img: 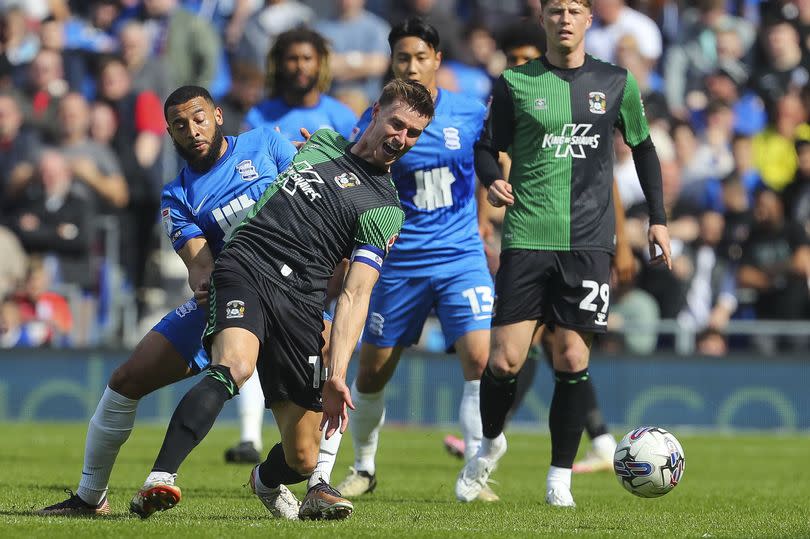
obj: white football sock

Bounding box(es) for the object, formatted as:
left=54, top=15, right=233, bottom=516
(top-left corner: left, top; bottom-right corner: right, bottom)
left=480, top=432, right=507, bottom=460
left=349, top=380, right=385, bottom=476
left=307, top=426, right=343, bottom=489
left=592, top=433, right=617, bottom=456
left=459, top=380, right=482, bottom=462
left=77, top=386, right=138, bottom=505
left=547, top=465, right=572, bottom=490
left=238, top=370, right=265, bottom=452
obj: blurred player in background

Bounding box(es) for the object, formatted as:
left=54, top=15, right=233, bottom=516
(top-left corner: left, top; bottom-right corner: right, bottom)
left=331, top=18, right=497, bottom=501
left=38, top=85, right=297, bottom=516
left=456, top=0, right=671, bottom=507
left=242, top=28, right=357, bottom=142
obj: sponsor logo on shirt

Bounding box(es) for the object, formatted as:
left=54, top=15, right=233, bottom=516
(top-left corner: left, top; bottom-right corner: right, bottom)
left=225, top=300, right=245, bottom=319
left=542, top=124, right=600, bottom=158
left=281, top=160, right=325, bottom=202
left=334, top=172, right=361, bottom=189
left=588, top=91, right=607, bottom=114
left=236, top=159, right=259, bottom=181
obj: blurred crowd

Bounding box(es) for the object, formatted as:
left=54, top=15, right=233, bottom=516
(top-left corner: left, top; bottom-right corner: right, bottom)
left=0, top=0, right=808, bottom=355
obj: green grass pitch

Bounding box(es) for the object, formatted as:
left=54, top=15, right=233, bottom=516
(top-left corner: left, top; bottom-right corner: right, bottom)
left=1, top=423, right=808, bottom=537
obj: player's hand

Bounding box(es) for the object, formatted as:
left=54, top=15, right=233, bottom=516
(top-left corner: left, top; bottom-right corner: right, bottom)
left=613, top=241, right=636, bottom=284
left=291, top=128, right=313, bottom=150
left=320, top=377, right=355, bottom=439
left=648, top=224, right=672, bottom=270
left=194, top=281, right=209, bottom=306
left=487, top=179, right=514, bottom=207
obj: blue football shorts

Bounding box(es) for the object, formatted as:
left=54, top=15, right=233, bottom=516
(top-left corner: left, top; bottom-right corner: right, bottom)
left=153, top=298, right=334, bottom=373
left=362, top=262, right=494, bottom=350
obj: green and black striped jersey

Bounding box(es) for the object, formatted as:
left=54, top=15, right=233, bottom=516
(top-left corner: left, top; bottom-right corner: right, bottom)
left=484, top=54, right=650, bottom=252
left=224, top=129, right=405, bottom=307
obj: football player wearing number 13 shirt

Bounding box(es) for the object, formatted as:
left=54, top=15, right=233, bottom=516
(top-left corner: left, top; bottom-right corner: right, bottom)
left=456, top=0, right=672, bottom=508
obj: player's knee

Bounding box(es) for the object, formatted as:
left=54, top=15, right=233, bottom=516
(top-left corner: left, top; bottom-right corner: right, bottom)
left=108, top=363, right=146, bottom=399
left=488, top=360, right=519, bottom=379
left=215, top=359, right=253, bottom=388
left=553, top=345, right=589, bottom=372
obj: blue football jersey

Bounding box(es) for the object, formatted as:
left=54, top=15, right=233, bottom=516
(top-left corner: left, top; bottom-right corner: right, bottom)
left=161, top=126, right=297, bottom=257
left=243, top=95, right=358, bottom=142
left=354, top=89, right=487, bottom=275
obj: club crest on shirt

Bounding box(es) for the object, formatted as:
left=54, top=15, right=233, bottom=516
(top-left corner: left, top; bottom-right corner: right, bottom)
left=226, top=300, right=245, bottom=319
left=588, top=91, right=607, bottom=114
left=534, top=98, right=547, bottom=110
left=235, top=159, right=259, bottom=181
left=334, top=172, right=361, bottom=189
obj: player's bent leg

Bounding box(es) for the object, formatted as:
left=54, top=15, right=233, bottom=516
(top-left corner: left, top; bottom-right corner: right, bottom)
left=39, top=331, right=194, bottom=516
left=546, top=327, right=593, bottom=507
left=258, top=400, right=352, bottom=520
left=130, top=328, right=255, bottom=518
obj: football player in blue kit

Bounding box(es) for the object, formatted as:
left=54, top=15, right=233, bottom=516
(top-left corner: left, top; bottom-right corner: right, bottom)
left=38, top=86, right=299, bottom=516
left=332, top=18, right=497, bottom=501
left=243, top=28, right=357, bottom=142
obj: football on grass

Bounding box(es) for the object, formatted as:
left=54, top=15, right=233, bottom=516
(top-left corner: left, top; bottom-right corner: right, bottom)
left=613, top=426, right=685, bottom=498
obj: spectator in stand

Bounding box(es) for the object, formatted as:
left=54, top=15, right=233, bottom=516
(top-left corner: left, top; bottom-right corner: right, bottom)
left=138, top=0, right=221, bottom=90
left=385, top=0, right=464, bottom=60
left=96, top=55, right=163, bottom=292
left=57, top=92, right=128, bottom=210
left=38, top=15, right=93, bottom=95
left=0, top=7, right=39, bottom=84
left=751, top=20, right=810, bottom=112
left=753, top=91, right=810, bottom=191
left=218, top=61, right=265, bottom=136
left=737, top=187, right=810, bottom=341
left=614, top=33, right=669, bottom=125
left=782, top=138, right=810, bottom=234
left=694, top=66, right=766, bottom=136
left=243, top=28, right=357, bottom=142
left=664, top=0, right=755, bottom=120
left=236, top=0, right=314, bottom=72
left=586, top=0, right=662, bottom=65
left=677, top=211, right=739, bottom=339
left=0, top=225, right=26, bottom=299
left=0, top=92, right=40, bottom=206
left=118, top=20, right=170, bottom=99
left=4, top=149, right=95, bottom=291
left=23, top=49, right=70, bottom=143
left=436, top=21, right=502, bottom=104
left=315, top=0, right=390, bottom=107
left=0, top=296, right=47, bottom=348
left=13, top=256, right=74, bottom=345
left=681, top=100, right=736, bottom=199
left=88, top=100, right=116, bottom=146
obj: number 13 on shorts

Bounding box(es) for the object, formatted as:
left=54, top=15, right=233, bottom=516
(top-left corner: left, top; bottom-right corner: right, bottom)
left=579, top=280, right=609, bottom=326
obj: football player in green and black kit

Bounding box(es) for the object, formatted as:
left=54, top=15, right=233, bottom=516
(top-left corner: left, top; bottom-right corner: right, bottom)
left=129, top=79, right=434, bottom=521
left=456, top=0, right=672, bottom=508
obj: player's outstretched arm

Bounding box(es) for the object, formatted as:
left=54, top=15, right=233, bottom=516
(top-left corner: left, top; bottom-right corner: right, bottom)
left=178, top=236, right=215, bottom=305
left=321, top=261, right=380, bottom=438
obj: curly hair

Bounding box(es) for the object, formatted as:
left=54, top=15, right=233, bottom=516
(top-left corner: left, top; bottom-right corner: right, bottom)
left=266, top=28, right=331, bottom=97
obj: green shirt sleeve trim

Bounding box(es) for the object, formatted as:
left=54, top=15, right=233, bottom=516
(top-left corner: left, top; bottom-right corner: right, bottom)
left=355, top=205, right=405, bottom=252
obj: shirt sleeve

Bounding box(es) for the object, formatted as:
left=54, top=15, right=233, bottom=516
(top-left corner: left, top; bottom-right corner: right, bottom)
left=616, top=70, right=650, bottom=147
left=351, top=205, right=405, bottom=271
left=335, top=105, right=360, bottom=140
left=243, top=105, right=261, bottom=130
left=349, top=107, right=373, bottom=142
left=265, top=127, right=297, bottom=172
left=161, top=187, right=203, bottom=252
